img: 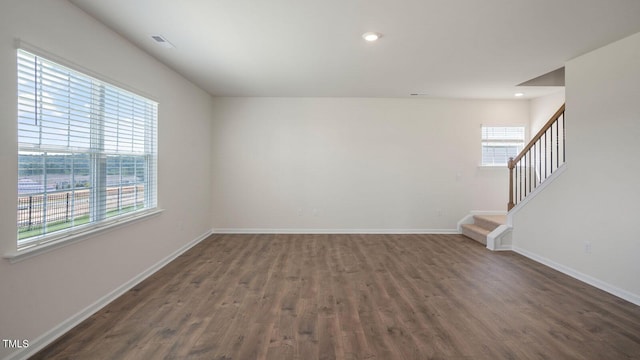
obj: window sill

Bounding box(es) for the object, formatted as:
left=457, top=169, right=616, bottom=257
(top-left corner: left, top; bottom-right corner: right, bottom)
left=4, top=208, right=164, bottom=264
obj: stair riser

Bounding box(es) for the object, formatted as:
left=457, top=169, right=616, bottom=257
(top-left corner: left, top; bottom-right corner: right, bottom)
left=461, top=226, right=487, bottom=245
left=473, top=217, right=501, bottom=232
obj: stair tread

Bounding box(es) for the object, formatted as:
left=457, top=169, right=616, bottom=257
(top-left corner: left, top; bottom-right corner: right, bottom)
left=461, top=215, right=506, bottom=246
left=461, top=223, right=491, bottom=235
left=473, top=215, right=506, bottom=226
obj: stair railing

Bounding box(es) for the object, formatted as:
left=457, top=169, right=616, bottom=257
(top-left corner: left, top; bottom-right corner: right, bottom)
left=508, top=104, right=565, bottom=210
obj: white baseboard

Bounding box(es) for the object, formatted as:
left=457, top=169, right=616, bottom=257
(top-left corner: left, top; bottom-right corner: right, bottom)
left=212, top=228, right=459, bottom=235
left=6, top=229, right=213, bottom=360
left=513, top=246, right=640, bottom=306
left=470, top=210, right=508, bottom=215
left=486, top=225, right=512, bottom=251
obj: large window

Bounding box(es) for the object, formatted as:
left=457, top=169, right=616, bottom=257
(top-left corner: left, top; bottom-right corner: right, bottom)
left=481, top=126, right=525, bottom=166
left=17, top=49, right=157, bottom=249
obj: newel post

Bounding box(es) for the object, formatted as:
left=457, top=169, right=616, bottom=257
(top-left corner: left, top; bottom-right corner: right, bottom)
left=507, top=157, right=514, bottom=211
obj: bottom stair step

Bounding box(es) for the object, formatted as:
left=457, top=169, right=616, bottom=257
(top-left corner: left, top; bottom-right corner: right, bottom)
left=473, top=215, right=506, bottom=232
left=461, top=223, right=490, bottom=245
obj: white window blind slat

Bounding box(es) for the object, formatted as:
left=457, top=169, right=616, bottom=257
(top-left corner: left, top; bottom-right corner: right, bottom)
left=481, top=126, right=525, bottom=166
left=16, top=49, right=158, bottom=249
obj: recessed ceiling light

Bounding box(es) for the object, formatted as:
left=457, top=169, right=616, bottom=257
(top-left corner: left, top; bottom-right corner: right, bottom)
left=514, top=92, right=525, bottom=97
left=362, top=32, right=382, bottom=42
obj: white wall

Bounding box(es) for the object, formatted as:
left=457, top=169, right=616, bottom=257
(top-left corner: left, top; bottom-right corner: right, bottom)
left=530, top=90, right=565, bottom=135
left=512, top=32, right=640, bottom=304
left=211, top=98, right=529, bottom=232
left=0, top=1, right=213, bottom=358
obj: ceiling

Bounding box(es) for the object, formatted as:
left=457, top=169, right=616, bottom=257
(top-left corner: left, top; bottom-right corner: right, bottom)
left=68, top=0, right=640, bottom=99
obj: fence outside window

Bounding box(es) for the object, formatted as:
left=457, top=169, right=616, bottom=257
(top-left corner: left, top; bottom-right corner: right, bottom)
left=17, top=185, right=145, bottom=239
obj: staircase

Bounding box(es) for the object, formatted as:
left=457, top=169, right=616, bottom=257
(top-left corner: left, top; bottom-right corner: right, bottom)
left=460, top=104, right=565, bottom=250
left=508, top=104, right=565, bottom=210
left=461, top=215, right=506, bottom=245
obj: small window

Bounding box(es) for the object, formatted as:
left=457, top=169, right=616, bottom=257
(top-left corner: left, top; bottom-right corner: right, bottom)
left=481, top=126, right=525, bottom=166
left=17, top=49, right=158, bottom=249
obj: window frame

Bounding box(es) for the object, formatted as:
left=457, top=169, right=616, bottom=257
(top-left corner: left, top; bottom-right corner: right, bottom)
left=13, top=45, right=160, bottom=255
left=480, top=125, right=526, bottom=167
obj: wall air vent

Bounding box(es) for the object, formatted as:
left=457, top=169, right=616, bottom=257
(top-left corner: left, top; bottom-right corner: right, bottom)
left=151, top=35, right=175, bottom=49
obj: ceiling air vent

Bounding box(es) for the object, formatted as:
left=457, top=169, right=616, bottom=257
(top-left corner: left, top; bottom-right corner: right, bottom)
left=151, top=35, right=175, bottom=49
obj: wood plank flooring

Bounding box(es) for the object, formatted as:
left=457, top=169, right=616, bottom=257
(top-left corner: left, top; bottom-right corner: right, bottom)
left=32, top=234, right=640, bottom=359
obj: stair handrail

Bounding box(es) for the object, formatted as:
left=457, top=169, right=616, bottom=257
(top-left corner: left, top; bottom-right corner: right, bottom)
left=508, top=103, right=565, bottom=210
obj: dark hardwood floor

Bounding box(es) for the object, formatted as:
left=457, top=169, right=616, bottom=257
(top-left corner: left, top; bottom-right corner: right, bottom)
left=33, top=234, right=640, bottom=359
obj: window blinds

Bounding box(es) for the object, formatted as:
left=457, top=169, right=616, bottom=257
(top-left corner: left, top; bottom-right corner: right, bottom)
left=17, top=49, right=157, bottom=247
left=481, top=126, right=525, bottom=166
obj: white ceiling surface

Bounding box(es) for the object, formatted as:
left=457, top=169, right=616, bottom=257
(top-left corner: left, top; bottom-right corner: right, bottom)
left=69, top=0, right=640, bottom=99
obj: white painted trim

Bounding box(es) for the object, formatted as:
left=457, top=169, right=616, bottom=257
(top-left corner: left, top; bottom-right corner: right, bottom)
left=503, top=163, right=568, bottom=229
left=5, top=209, right=165, bottom=263
left=476, top=165, right=510, bottom=169
left=513, top=246, right=640, bottom=306
left=5, top=229, right=213, bottom=360
left=212, top=228, right=459, bottom=235
left=508, top=163, right=568, bottom=217
left=486, top=225, right=512, bottom=251
left=470, top=210, right=508, bottom=216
